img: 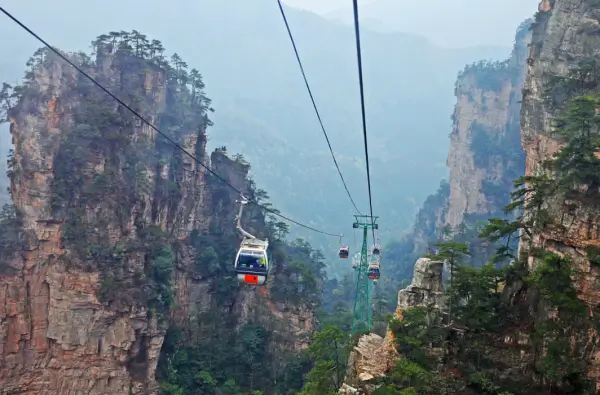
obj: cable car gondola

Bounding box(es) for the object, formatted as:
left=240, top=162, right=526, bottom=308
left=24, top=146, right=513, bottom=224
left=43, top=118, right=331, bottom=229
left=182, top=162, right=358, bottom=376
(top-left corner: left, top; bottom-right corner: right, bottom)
left=372, top=244, right=380, bottom=256
left=233, top=196, right=269, bottom=285
left=339, top=244, right=349, bottom=259
left=367, top=262, right=380, bottom=280
left=338, top=234, right=349, bottom=259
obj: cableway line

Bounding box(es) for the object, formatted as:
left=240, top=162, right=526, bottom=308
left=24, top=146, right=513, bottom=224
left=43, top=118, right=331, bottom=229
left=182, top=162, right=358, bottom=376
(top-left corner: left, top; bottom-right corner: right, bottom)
left=0, top=6, right=341, bottom=238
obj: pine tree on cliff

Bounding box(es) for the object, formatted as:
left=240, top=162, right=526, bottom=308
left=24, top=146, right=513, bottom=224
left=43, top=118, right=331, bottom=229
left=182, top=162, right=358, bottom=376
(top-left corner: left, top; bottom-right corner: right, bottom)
left=300, top=325, right=347, bottom=395
left=427, top=241, right=469, bottom=324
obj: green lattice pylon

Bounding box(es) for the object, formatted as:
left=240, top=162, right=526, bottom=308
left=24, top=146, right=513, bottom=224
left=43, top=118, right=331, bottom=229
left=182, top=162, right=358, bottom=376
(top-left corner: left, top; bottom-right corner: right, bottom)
left=351, top=215, right=378, bottom=334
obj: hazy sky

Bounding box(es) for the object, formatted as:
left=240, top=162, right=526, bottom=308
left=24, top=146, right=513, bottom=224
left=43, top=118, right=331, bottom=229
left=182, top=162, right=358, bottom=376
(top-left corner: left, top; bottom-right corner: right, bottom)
left=284, top=0, right=369, bottom=14
left=283, top=0, right=539, bottom=47
left=284, top=0, right=536, bottom=17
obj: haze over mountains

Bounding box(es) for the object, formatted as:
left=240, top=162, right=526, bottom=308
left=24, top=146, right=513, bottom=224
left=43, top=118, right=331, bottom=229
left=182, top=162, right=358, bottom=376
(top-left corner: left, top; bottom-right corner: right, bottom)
left=0, top=0, right=518, bottom=274
left=288, top=0, right=538, bottom=48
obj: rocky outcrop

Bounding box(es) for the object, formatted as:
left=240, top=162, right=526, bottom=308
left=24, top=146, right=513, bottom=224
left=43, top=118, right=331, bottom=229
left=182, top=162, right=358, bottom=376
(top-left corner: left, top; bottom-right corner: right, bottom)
left=339, top=333, right=392, bottom=395
left=384, top=22, right=531, bottom=286
left=396, top=257, right=444, bottom=316
left=519, top=0, right=600, bottom=388
left=445, top=20, right=530, bottom=233
left=340, top=257, right=443, bottom=394
left=0, top=49, right=174, bottom=394
left=0, top=44, right=217, bottom=394
left=0, top=36, right=314, bottom=394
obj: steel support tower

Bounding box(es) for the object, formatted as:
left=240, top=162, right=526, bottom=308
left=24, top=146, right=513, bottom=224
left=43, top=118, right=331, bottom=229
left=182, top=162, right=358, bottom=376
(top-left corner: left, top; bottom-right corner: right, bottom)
left=351, top=215, right=378, bottom=334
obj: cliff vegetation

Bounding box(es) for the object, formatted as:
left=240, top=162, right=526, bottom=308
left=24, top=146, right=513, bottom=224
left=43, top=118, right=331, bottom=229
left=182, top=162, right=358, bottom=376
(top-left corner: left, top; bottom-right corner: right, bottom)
left=352, top=10, right=600, bottom=393
left=368, top=20, right=530, bottom=314
left=0, top=30, right=334, bottom=395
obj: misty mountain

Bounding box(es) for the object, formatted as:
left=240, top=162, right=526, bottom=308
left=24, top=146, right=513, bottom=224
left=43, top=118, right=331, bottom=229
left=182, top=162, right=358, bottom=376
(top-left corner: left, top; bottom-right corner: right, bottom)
left=326, top=0, right=538, bottom=48
left=0, top=0, right=509, bottom=275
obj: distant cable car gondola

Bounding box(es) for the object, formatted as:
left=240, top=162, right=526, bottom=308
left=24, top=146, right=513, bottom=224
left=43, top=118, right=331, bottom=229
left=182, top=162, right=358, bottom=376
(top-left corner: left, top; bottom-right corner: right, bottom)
left=367, top=262, right=380, bottom=280
left=338, top=234, right=349, bottom=258
left=372, top=244, right=380, bottom=256
left=373, top=228, right=381, bottom=256
left=339, top=245, right=349, bottom=259
left=233, top=196, right=269, bottom=285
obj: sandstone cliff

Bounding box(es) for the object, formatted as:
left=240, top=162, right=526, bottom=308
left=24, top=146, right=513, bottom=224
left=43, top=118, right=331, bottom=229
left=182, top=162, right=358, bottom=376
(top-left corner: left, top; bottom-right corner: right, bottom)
left=343, top=3, right=600, bottom=391
left=383, top=21, right=531, bottom=291
left=443, top=21, right=531, bottom=268
left=445, top=21, right=530, bottom=233
left=0, top=33, right=316, bottom=394
left=519, top=0, right=600, bottom=389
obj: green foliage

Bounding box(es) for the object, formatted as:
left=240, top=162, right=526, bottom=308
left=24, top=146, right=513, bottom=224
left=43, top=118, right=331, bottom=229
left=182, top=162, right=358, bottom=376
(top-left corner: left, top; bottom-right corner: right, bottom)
left=449, top=264, right=507, bottom=334
left=0, top=203, right=22, bottom=273
left=538, top=68, right=600, bottom=207
left=96, top=225, right=175, bottom=317
left=1, top=31, right=215, bottom=319
left=275, top=353, right=313, bottom=395
left=468, top=372, right=514, bottom=395
left=527, top=252, right=584, bottom=314
left=299, top=325, right=348, bottom=395
left=146, top=243, right=176, bottom=310
left=544, top=58, right=600, bottom=109
left=585, top=246, right=600, bottom=265
left=458, top=60, right=510, bottom=93
left=0, top=82, right=19, bottom=122
left=158, top=317, right=317, bottom=395
left=158, top=323, right=273, bottom=394
left=524, top=252, right=593, bottom=391
left=478, top=217, right=521, bottom=263
left=382, top=261, right=534, bottom=393
left=478, top=171, right=558, bottom=268
left=162, top=221, right=328, bottom=394
left=377, top=42, right=600, bottom=395
left=383, top=308, right=465, bottom=394
left=189, top=225, right=239, bottom=305
left=427, top=241, right=469, bottom=322
left=382, top=190, right=594, bottom=393
left=270, top=238, right=326, bottom=307
left=319, top=273, right=355, bottom=332
left=389, top=307, right=445, bottom=368
left=547, top=95, right=600, bottom=197
left=472, top=76, right=600, bottom=392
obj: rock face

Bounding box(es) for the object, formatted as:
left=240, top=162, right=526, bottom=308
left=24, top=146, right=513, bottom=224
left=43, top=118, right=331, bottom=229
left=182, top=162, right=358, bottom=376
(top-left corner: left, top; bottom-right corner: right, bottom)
left=0, top=39, right=313, bottom=394
left=340, top=258, right=443, bottom=394
left=0, top=49, right=178, bottom=394
left=396, top=257, right=444, bottom=314
left=339, top=333, right=392, bottom=395
left=445, top=20, right=530, bottom=233
left=386, top=22, right=531, bottom=284
left=410, top=182, right=450, bottom=262
left=520, top=0, right=600, bottom=388
left=0, top=47, right=210, bottom=394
